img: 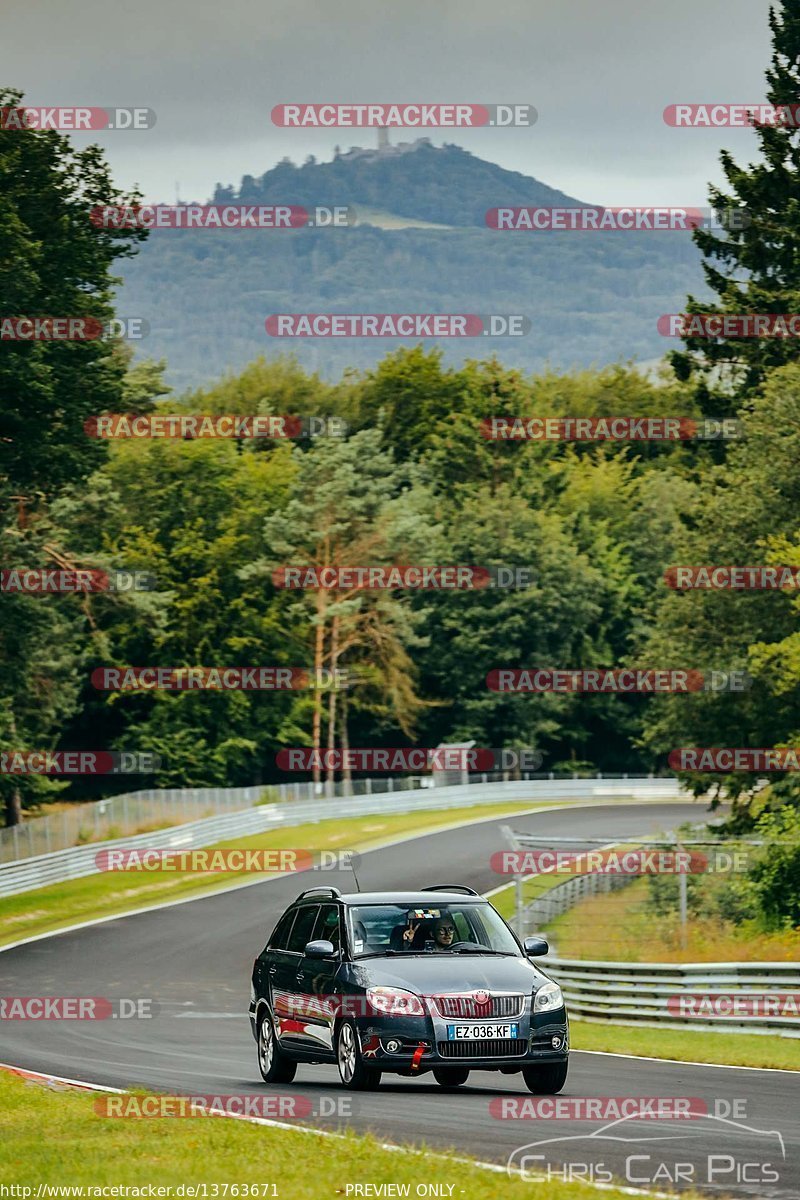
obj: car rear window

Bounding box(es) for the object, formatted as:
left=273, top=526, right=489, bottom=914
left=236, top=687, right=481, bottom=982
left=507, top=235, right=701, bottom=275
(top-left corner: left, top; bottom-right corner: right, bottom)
left=286, top=904, right=318, bottom=953
left=268, top=908, right=297, bottom=950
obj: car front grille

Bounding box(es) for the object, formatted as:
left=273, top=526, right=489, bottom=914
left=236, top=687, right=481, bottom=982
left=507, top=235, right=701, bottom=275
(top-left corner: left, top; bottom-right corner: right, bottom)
left=438, top=1038, right=528, bottom=1059
left=433, top=993, right=524, bottom=1019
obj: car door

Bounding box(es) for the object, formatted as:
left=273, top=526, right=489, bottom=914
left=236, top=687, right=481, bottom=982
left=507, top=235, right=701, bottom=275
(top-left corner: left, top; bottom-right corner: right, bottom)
left=259, top=907, right=296, bottom=1005
left=274, top=903, right=319, bottom=1050
left=294, top=903, right=343, bottom=1054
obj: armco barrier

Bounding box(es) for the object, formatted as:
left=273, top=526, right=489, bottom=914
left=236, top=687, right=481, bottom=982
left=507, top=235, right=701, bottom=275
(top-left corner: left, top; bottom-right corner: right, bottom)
left=546, top=956, right=800, bottom=1038
left=0, top=771, right=677, bottom=864
left=525, top=870, right=635, bottom=929
left=0, top=776, right=681, bottom=898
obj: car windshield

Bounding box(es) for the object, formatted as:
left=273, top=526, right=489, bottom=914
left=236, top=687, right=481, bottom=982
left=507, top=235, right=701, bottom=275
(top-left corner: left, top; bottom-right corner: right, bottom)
left=347, top=902, right=521, bottom=958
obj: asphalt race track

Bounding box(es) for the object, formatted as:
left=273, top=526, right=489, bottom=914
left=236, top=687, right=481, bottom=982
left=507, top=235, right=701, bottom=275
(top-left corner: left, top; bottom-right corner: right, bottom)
left=1, top=802, right=797, bottom=1198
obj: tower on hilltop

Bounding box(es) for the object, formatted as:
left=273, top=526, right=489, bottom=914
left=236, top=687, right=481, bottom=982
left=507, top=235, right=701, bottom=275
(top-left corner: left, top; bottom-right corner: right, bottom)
left=377, top=125, right=389, bottom=152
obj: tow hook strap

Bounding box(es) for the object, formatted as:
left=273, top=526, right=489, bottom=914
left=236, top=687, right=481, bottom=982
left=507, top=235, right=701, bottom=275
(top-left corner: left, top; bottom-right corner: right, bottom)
left=410, top=1043, right=426, bottom=1071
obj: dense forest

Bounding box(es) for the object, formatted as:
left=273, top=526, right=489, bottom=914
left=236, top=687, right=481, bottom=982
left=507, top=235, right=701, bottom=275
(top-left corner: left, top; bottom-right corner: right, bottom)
left=4, top=0, right=800, bottom=842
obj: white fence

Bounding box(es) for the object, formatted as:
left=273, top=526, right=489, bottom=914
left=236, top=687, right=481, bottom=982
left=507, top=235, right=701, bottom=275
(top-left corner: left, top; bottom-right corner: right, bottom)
left=0, top=776, right=681, bottom=897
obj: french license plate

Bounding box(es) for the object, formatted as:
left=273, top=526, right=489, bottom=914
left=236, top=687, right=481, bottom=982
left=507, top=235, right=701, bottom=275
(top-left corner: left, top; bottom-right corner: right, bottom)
left=446, top=1023, right=518, bottom=1040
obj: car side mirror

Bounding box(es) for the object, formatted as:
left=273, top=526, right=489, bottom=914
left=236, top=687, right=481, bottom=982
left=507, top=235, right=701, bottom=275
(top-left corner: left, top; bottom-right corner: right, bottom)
left=523, top=935, right=549, bottom=957
left=304, top=938, right=335, bottom=959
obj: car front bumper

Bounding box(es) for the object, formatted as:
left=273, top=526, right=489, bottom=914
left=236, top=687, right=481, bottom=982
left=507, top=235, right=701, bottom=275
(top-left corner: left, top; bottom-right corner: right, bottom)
left=353, top=1009, right=569, bottom=1068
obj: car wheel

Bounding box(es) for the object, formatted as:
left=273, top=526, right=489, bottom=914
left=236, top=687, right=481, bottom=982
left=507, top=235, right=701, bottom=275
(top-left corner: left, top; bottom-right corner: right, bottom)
left=432, top=1067, right=470, bottom=1088
left=522, top=1060, right=568, bottom=1094
left=336, top=1021, right=381, bottom=1091
left=257, top=1009, right=297, bottom=1083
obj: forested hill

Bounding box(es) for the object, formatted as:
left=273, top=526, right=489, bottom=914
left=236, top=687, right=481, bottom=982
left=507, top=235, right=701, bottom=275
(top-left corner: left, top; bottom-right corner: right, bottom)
left=211, top=139, right=585, bottom=226
left=118, top=141, right=707, bottom=391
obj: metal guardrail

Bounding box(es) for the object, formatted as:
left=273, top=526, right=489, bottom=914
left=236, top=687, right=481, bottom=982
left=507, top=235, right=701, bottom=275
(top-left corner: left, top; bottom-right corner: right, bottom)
left=0, top=776, right=682, bottom=898
left=525, top=871, right=635, bottom=929
left=499, top=824, right=800, bottom=1038
left=546, top=956, right=800, bottom=1038
left=0, top=772, right=680, bottom=864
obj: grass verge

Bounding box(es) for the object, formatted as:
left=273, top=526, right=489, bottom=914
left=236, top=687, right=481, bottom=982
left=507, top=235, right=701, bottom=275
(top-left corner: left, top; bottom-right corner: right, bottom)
left=570, top=1018, right=800, bottom=1070
left=0, top=800, right=552, bottom=950
left=547, top=876, right=800, bottom=963
left=0, top=1069, right=703, bottom=1200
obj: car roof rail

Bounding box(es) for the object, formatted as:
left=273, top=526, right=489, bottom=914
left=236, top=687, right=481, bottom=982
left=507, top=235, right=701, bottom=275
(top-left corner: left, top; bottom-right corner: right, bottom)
left=296, top=887, right=342, bottom=901
left=421, top=884, right=480, bottom=896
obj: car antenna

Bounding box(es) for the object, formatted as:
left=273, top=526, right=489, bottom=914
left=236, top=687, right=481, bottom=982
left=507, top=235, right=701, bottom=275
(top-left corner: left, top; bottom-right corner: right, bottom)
left=348, top=853, right=362, bottom=891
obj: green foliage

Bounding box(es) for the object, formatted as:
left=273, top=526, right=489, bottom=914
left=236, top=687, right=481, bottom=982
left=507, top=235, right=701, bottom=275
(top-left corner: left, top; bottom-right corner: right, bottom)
left=639, top=363, right=800, bottom=815
left=747, top=806, right=800, bottom=928
left=672, top=2, right=800, bottom=415
left=0, top=93, right=148, bottom=822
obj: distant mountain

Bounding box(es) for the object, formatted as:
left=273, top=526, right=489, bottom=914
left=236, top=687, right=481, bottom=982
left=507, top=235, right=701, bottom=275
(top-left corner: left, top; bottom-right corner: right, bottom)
left=118, top=142, right=707, bottom=391
left=211, top=139, right=586, bottom=227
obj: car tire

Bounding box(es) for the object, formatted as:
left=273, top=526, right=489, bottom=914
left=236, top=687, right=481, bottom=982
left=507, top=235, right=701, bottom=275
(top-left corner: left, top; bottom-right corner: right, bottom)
left=257, top=1008, right=297, bottom=1084
left=522, top=1060, right=568, bottom=1094
left=336, top=1020, right=381, bottom=1091
left=432, top=1067, right=470, bottom=1088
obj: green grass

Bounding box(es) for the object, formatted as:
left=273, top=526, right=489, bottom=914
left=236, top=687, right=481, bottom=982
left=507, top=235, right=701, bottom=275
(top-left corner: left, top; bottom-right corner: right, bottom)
left=0, top=801, right=554, bottom=949
left=489, top=841, right=641, bottom=922
left=0, top=1070, right=706, bottom=1200
left=548, top=875, right=800, bottom=964
left=490, top=872, right=565, bottom=920
left=571, top=1018, right=800, bottom=1070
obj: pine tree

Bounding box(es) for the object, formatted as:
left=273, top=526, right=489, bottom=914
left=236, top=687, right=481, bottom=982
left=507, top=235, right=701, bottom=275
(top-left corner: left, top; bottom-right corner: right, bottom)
left=672, top=2, right=800, bottom=417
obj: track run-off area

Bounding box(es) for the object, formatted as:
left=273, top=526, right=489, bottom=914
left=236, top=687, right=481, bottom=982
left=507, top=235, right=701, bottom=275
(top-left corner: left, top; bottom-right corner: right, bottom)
left=1, top=801, right=797, bottom=1199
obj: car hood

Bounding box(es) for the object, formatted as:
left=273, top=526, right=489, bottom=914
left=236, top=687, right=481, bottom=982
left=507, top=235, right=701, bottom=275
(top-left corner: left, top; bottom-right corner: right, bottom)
left=349, top=953, right=550, bottom=993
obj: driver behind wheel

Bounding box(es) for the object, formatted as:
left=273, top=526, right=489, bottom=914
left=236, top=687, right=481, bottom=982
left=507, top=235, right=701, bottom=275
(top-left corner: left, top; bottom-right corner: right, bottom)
left=402, top=914, right=456, bottom=951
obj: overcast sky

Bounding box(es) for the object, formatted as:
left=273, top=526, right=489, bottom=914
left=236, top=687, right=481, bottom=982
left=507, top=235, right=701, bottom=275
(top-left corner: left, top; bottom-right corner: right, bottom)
left=4, top=0, right=775, bottom=206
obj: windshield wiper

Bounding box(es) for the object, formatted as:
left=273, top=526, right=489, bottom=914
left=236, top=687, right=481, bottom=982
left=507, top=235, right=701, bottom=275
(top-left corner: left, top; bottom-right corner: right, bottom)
left=450, top=948, right=516, bottom=955
left=355, top=950, right=415, bottom=958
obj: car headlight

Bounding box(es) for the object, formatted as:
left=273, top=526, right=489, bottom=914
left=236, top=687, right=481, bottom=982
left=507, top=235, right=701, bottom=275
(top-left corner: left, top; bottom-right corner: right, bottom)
left=366, top=986, right=425, bottom=1017
left=533, top=981, right=563, bottom=1013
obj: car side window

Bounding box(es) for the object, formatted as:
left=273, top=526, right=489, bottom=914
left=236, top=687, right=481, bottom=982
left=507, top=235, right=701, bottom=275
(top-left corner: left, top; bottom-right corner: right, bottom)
left=286, top=904, right=318, bottom=953
left=313, top=904, right=341, bottom=951
left=268, top=909, right=297, bottom=950
left=452, top=911, right=472, bottom=942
